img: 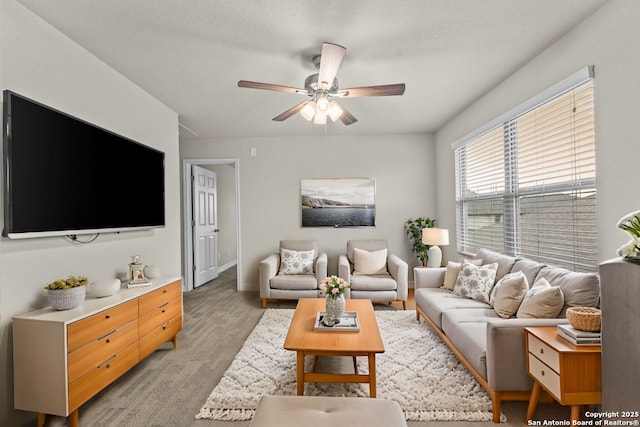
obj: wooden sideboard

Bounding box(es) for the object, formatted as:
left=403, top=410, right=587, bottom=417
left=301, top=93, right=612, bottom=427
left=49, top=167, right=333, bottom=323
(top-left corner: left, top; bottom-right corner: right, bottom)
left=13, top=277, right=183, bottom=427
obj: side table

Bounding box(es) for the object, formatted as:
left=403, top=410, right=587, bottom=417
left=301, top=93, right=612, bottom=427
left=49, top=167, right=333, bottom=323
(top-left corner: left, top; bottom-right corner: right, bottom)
left=525, top=326, right=601, bottom=423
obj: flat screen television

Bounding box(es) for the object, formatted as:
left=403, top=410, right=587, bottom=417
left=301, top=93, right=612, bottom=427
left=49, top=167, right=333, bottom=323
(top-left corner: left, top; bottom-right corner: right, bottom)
left=3, top=90, right=165, bottom=239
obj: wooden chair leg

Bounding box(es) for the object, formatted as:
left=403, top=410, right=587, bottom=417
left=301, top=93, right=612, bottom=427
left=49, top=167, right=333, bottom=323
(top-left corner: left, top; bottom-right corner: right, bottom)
left=262, top=299, right=267, bottom=309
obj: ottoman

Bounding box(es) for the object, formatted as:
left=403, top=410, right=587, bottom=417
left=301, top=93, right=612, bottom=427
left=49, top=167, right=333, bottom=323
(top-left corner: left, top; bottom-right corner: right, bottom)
left=249, top=395, right=407, bottom=427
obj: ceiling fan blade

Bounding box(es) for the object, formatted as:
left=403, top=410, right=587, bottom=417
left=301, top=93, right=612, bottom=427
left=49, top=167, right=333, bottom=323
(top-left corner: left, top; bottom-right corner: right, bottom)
left=338, top=103, right=358, bottom=126
left=318, top=43, right=346, bottom=90
left=272, top=101, right=310, bottom=122
left=337, top=83, right=406, bottom=97
left=238, top=80, right=305, bottom=94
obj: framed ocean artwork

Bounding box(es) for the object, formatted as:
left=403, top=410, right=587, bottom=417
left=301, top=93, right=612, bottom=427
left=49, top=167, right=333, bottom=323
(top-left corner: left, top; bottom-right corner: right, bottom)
left=300, top=178, right=375, bottom=228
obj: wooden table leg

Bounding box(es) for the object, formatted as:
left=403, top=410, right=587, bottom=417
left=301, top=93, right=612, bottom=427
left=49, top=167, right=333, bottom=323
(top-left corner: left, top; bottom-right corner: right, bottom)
left=368, top=353, right=377, bottom=398
left=296, top=352, right=305, bottom=396
left=526, top=382, right=541, bottom=421
left=37, top=413, right=45, bottom=427
left=570, top=405, right=581, bottom=423
left=69, top=409, right=79, bottom=427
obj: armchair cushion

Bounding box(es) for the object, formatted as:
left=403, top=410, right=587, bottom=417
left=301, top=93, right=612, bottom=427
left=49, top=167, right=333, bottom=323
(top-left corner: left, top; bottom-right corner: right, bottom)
left=279, top=248, right=315, bottom=275
left=353, top=247, right=388, bottom=275
left=350, top=274, right=397, bottom=291
left=270, top=274, right=318, bottom=290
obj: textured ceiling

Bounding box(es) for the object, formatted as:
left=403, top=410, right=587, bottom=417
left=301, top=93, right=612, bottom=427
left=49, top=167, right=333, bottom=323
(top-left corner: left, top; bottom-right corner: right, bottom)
left=17, top=0, right=608, bottom=140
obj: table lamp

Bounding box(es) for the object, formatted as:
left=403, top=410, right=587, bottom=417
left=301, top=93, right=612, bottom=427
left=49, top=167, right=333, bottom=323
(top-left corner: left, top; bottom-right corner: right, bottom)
left=422, top=228, right=449, bottom=268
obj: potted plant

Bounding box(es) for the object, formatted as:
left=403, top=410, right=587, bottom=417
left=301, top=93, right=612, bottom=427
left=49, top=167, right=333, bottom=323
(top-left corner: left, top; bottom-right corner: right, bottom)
left=405, top=217, right=436, bottom=267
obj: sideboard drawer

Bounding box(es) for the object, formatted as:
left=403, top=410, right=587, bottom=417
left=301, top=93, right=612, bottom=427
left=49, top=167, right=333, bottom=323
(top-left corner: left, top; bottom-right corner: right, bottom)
left=527, top=334, right=560, bottom=372
left=139, top=281, right=181, bottom=315
left=528, top=353, right=561, bottom=399
left=138, top=297, right=182, bottom=338
left=67, top=319, right=138, bottom=383
left=139, top=315, right=182, bottom=360
left=68, top=342, right=138, bottom=410
left=67, top=299, right=138, bottom=352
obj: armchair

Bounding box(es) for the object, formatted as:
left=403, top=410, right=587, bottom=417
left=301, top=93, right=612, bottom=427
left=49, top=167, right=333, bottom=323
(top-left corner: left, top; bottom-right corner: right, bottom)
left=259, top=240, right=328, bottom=308
left=338, top=239, right=408, bottom=309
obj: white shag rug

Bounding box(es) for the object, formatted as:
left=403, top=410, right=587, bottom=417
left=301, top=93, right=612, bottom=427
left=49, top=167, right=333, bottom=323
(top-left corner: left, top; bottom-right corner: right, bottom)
left=196, top=309, right=504, bottom=422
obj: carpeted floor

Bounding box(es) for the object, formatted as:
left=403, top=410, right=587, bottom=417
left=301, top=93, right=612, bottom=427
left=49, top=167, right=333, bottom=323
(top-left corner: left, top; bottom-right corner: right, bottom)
left=42, top=267, right=572, bottom=426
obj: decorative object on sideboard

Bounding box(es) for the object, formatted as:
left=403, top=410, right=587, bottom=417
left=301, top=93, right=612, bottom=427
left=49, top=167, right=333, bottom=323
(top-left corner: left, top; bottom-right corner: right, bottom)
left=319, top=275, right=349, bottom=326
left=404, top=217, right=436, bottom=266
left=88, top=279, right=122, bottom=298
left=44, top=276, right=89, bottom=310
left=144, top=264, right=160, bottom=279
left=422, top=228, right=449, bottom=268
left=566, top=307, right=602, bottom=332
left=129, top=255, right=146, bottom=281
left=616, top=210, right=640, bottom=260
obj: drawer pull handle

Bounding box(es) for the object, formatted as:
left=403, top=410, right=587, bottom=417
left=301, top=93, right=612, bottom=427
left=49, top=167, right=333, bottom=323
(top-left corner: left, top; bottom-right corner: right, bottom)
left=159, top=302, right=169, bottom=309
left=98, top=330, right=116, bottom=341
left=98, top=355, right=116, bottom=369
left=163, top=289, right=167, bottom=294
left=541, top=370, right=545, bottom=376
left=162, top=324, right=167, bottom=330
left=540, top=348, right=544, bottom=354
left=105, top=314, right=111, bottom=319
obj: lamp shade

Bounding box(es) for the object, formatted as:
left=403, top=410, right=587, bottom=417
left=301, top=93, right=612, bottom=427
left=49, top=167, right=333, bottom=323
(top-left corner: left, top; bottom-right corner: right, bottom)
left=422, top=228, right=449, bottom=246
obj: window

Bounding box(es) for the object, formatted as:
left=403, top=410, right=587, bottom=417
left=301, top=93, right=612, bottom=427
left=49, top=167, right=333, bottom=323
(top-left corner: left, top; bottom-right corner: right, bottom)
left=453, top=68, right=596, bottom=272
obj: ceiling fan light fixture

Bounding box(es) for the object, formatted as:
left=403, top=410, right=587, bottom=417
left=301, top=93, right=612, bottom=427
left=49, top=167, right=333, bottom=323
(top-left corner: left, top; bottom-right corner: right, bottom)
left=316, top=96, right=330, bottom=113
left=300, top=101, right=316, bottom=121
left=328, top=101, right=343, bottom=121
left=313, top=112, right=327, bottom=125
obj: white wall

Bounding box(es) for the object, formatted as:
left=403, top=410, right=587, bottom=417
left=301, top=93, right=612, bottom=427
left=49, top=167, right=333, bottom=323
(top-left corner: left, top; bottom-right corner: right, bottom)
left=0, top=1, right=181, bottom=424
left=434, top=0, right=640, bottom=264
left=180, top=133, right=436, bottom=290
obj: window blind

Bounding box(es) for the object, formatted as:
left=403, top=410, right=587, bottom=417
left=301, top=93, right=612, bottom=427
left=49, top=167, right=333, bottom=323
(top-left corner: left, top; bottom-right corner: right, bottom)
left=454, top=72, right=596, bottom=272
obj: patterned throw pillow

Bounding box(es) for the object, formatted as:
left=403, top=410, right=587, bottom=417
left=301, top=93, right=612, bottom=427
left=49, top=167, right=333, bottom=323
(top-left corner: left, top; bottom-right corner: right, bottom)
left=279, top=249, right=315, bottom=275
left=452, top=261, right=498, bottom=303
left=441, top=259, right=483, bottom=290
left=489, top=271, right=529, bottom=318
left=516, top=278, right=564, bottom=318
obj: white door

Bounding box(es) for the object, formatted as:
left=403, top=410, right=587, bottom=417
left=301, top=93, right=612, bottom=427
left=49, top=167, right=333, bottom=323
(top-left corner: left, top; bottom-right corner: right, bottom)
left=192, top=165, right=219, bottom=287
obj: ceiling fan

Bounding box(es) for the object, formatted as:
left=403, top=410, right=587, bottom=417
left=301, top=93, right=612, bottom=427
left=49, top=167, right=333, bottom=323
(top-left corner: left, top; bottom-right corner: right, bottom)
left=238, top=42, right=405, bottom=126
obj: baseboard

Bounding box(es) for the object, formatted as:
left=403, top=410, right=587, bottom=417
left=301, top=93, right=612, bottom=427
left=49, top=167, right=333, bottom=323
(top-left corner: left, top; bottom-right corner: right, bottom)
left=218, top=260, right=237, bottom=274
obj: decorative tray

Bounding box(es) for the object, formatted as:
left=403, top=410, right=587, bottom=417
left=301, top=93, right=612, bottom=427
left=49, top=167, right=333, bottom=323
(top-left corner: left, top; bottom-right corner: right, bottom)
left=314, top=311, right=360, bottom=331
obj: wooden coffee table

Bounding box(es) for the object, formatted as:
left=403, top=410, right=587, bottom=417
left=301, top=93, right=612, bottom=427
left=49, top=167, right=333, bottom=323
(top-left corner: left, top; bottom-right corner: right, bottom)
left=284, top=298, right=385, bottom=397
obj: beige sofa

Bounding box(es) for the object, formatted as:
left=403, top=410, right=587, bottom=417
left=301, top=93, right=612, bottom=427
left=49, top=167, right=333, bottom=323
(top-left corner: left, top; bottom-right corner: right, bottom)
left=414, top=248, right=601, bottom=422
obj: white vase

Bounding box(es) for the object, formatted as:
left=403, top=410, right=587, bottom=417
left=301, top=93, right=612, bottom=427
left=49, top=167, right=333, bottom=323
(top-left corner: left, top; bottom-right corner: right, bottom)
left=324, top=294, right=345, bottom=326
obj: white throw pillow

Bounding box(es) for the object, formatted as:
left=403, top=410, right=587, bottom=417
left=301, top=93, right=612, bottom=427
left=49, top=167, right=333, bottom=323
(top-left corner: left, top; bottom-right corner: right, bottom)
left=516, top=278, right=564, bottom=318
left=490, top=271, right=529, bottom=318
left=452, top=261, right=498, bottom=303
left=279, top=249, right=315, bottom=275
left=353, top=247, right=388, bottom=275
left=442, top=259, right=482, bottom=290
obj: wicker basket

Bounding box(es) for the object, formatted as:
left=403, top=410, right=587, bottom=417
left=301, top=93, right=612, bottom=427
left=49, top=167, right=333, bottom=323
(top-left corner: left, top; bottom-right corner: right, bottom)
left=46, top=286, right=86, bottom=310
left=566, top=307, right=601, bottom=332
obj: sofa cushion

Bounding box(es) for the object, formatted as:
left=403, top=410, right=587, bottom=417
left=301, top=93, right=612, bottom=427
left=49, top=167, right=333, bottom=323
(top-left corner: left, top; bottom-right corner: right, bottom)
left=511, top=258, right=546, bottom=287
left=490, top=271, right=529, bottom=318
left=353, top=247, right=388, bottom=275
left=279, top=249, right=315, bottom=275
left=415, top=287, right=490, bottom=329
left=473, top=248, right=518, bottom=282
left=516, top=278, right=564, bottom=318
left=453, top=261, right=498, bottom=303
left=270, top=274, right=318, bottom=290
left=441, top=309, right=496, bottom=379
left=535, top=266, right=600, bottom=314
left=350, top=274, right=397, bottom=291
left=442, top=259, right=482, bottom=290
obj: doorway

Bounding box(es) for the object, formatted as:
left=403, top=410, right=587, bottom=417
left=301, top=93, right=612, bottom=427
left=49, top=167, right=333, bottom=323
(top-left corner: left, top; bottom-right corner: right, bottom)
left=182, top=158, right=241, bottom=292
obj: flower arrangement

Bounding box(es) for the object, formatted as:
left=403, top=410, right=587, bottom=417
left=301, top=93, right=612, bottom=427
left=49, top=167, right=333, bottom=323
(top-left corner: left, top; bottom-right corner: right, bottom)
left=44, top=276, right=90, bottom=290
left=319, top=275, right=349, bottom=299
left=617, top=210, right=640, bottom=258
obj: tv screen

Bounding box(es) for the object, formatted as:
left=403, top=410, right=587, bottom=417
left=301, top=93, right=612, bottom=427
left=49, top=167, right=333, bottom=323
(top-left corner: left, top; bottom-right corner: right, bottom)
left=3, top=90, right=165, bottom=239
